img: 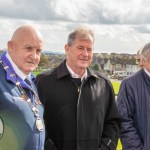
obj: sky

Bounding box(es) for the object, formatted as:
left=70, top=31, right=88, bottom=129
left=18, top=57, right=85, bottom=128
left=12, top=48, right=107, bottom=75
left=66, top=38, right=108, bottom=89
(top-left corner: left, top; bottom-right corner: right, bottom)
left=0, top=0, right=150, bottom=54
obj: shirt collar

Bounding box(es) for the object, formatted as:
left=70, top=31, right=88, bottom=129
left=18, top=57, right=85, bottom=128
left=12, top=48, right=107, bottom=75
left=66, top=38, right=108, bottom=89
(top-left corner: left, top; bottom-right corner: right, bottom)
left=66, top=62, right=87, bottom=81
left=6, top=52, right=30, bottom=80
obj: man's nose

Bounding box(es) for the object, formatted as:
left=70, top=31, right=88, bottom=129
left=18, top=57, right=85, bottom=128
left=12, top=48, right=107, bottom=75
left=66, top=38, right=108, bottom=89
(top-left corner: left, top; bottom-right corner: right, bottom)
left=82, top=48, right=89, bottom=56
left=31, top=49, right=38, bottom=59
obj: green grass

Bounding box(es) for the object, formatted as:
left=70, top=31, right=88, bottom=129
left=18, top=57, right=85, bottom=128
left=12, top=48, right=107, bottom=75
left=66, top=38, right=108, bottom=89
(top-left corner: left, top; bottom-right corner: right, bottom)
left=117, top=139, right=122, bottom=150
left=33, top=70, right=42, bottom=76
left=111, top=80, right=122, bottom=150
left=111, top=80, right=121, bottom=95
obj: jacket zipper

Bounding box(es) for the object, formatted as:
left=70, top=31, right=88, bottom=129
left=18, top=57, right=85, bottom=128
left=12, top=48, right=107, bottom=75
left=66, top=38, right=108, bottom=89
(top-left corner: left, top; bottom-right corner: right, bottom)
left=77, top=79, right=84, bottom=105
left=77, top=79, right=85, bottom=150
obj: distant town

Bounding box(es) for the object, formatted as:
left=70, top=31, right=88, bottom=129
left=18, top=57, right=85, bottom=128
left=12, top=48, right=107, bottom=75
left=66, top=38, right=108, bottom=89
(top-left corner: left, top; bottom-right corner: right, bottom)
left=0, top=49, right=139, bottom=80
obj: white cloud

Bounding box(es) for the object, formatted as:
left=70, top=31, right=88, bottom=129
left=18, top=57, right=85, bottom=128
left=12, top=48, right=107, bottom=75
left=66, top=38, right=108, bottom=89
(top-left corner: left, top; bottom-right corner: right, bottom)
left=0, top=0, right=150, bottom=54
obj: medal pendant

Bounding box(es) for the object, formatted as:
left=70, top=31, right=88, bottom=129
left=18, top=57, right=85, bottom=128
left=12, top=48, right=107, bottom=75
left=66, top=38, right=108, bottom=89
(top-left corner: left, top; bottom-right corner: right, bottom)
left=16, top=81, right=20, bottom=86
left=4, top=66, right=9, bottom=69
left=10, top=73, right=15, bottom=77
left=32, top=107, right=39, bottom=113
left=36, top=118, right=44, bottom=132
left=21, top=94, right=27, bottom=100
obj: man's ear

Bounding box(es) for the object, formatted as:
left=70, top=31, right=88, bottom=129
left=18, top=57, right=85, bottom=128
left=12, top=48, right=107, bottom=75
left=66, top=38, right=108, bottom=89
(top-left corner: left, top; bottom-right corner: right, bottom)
left=64, top=44, right=69, bottom=53
left=7, top=41, right=14, bottom=53
left=65, top=44, right=70, bottom=54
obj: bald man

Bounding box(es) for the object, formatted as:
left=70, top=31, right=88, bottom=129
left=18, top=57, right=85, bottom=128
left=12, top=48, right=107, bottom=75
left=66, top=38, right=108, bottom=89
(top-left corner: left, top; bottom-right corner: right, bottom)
left=0, top=25, right=45, bottom=150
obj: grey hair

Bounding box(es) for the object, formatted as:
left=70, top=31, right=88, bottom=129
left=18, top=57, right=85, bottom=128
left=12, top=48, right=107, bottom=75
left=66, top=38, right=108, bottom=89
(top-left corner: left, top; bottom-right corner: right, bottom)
left=67, top=26, right=95, bottom=46
left=141, top=42, right=150, bottom=61
left=137, top=48, right=142, bottom=55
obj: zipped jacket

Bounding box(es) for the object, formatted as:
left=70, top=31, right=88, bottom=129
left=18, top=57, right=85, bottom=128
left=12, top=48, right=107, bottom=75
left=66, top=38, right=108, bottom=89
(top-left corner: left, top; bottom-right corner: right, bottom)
left=117, top=69, right=150, bottom=150
left=36, top=60, right=121, bottom=150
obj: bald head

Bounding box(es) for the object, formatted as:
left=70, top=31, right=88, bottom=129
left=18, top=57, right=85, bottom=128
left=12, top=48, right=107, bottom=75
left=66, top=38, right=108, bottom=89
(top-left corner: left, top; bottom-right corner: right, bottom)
left=8, top=25, right=44, bottom=54
left=11, top=25, right=43, bottom=44
left=7, top=25, right=44, bottom=75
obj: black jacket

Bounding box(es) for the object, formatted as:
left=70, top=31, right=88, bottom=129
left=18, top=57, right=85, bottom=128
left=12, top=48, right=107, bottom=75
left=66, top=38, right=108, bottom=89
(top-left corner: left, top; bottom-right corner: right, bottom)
left=36, top=61, right=121, bottom=150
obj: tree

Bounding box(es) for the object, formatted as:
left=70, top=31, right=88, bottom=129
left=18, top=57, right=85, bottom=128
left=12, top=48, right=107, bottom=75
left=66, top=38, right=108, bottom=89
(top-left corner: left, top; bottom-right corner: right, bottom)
left=91, top=63, right=99, bottom=71
left=38, top=54, right=49, bottom=68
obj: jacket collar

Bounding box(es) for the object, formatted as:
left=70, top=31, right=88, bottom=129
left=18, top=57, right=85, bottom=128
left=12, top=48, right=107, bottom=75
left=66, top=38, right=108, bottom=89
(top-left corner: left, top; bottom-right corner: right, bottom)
left=56, top=60, right=99, bottom=80
left=56, top=60, right=70, bottom=79
left=142, top=68, right=150, bottom=87
left=0, top=51, right=35, bottom=88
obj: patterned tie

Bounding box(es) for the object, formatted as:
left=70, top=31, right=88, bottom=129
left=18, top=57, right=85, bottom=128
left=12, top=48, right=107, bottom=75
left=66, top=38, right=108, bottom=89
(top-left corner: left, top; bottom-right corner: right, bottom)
left=25, top=77, right=31, bottom=86
left=25, top=76, right=37, bottom=92
left=25, top=76, right=38, bottom=103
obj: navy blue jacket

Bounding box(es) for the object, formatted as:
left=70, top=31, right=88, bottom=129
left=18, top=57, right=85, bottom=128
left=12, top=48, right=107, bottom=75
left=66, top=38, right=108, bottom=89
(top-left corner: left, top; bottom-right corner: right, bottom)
left=117, top=69, right=150, bottom=150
